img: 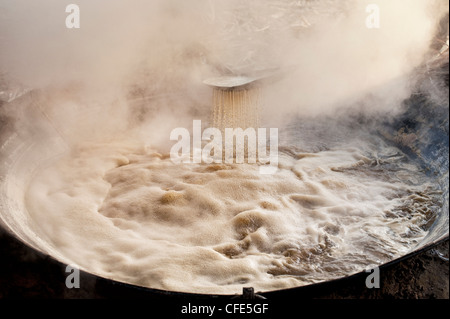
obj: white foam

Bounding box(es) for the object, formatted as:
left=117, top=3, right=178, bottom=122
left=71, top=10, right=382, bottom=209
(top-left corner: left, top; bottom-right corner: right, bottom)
left=24, top=138, right=438, bottom=294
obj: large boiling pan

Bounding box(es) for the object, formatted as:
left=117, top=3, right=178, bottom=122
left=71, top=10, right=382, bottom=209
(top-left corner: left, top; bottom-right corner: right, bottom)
left=0, top=65, right=448, bottom=298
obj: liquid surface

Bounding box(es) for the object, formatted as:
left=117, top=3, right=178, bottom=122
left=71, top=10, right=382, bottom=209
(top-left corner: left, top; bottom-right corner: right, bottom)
left=25, top=125, right=440, bottom=294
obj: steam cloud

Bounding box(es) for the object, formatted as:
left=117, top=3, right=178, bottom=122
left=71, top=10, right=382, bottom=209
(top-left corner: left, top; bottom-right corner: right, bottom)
left=0, top=0, right=448, bottom=146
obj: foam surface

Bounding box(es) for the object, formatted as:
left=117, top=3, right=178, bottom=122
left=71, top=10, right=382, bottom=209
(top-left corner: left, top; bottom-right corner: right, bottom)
left=24, top=136, right=440, bottom=294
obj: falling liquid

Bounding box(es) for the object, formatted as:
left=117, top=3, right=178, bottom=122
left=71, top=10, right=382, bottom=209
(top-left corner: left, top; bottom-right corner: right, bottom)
left=212, top=86, right=261, bottom=132
left=211, top=85, right=264, bottom=163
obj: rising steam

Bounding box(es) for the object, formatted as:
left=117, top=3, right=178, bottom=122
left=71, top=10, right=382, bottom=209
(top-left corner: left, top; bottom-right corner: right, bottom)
left=0, top=0, right=448, bottom=141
